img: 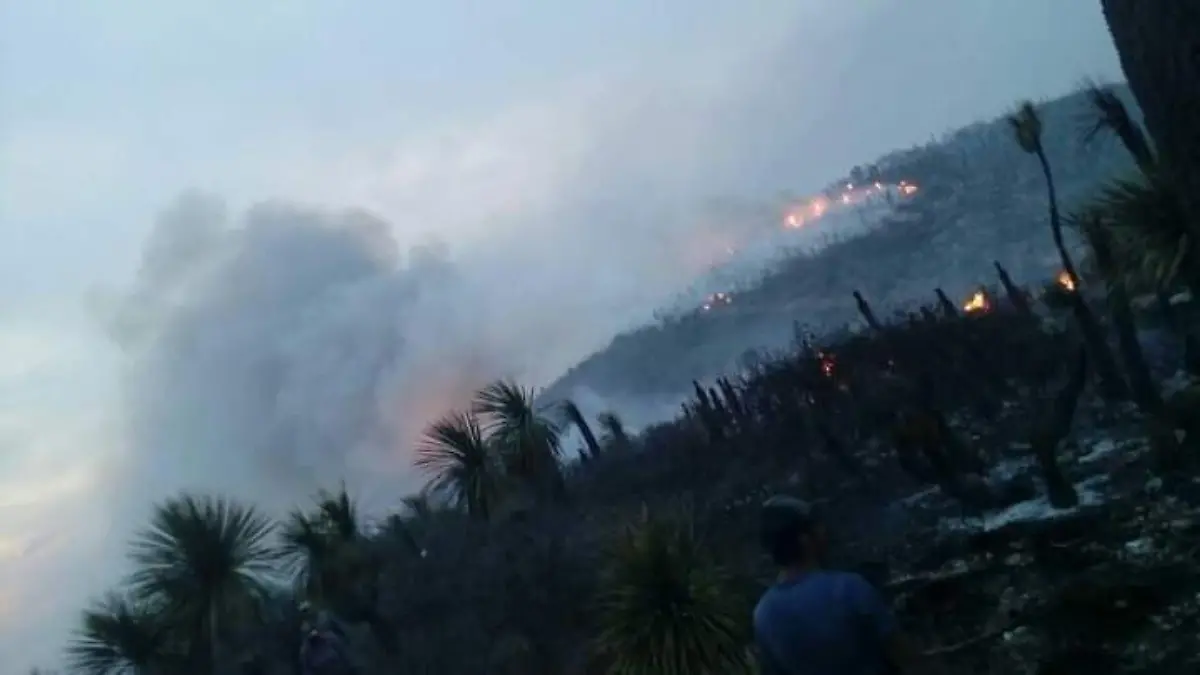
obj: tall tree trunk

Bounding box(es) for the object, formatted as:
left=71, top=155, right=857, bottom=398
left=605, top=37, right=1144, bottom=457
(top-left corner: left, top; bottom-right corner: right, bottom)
left=1035, top=147, right=1129, bottom=400
left=1099, top=0, right=1200, bottom=237
left=209, top=602, right=221, bottom=675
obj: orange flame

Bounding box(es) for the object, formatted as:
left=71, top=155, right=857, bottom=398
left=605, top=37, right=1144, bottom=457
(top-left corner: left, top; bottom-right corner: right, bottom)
left=962, top=290, right=990, bottom=313
left=818, top=352, right=836, bottom=377
left=781, top=180, right=917, bottom=229
left=1056, top=270, right=1076, bottom=292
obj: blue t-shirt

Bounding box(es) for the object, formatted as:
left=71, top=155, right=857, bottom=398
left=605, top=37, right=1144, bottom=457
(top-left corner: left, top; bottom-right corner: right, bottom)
left=753, top=570, right=897, bottom=675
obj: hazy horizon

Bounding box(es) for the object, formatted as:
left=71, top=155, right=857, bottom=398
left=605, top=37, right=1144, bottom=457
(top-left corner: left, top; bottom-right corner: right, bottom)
left=0, top=1, right=1123, bottom=669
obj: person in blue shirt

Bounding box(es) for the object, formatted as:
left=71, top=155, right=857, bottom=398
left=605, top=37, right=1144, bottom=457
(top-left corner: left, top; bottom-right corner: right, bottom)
left=753, top=496, right=915, bottom=674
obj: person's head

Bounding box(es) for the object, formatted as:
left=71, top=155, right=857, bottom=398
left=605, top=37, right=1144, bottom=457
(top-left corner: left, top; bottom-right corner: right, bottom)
left=759, top=496, right=828, bottom=569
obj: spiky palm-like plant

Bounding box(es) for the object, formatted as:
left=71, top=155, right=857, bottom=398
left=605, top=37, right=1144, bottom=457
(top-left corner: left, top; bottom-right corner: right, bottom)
left=591, top=508, right=750, bottom=675
left=1077, top=83, right=1196, bottom=294
left=127, top=494, right=276, bottom=673
left=559, top=399, right=602, bottom=461
left=1009, top=101, right=1079, bottom=283
left=1079, top=82, right=1155, bottom=171
left=279, top=489, right=365, bottom=611
left=315, top=485, right=361, bottom=541
left=377, top=512, right=424, bottom=558
left=598, top=411, right=632, bottom=453
left=474, top=379, right=565, bottom=502
left=1075, top=82, right=1200, bottom=377
left=1078, top=212, right=1172, bottom=420
left=283, top=485, right=395, bottom=651
left=400, top=491, right=436, bottom=520
left=1086, top=175, right=1192, bottom=291
left=415, top=410, right=499, bottom=520
left=1009, top=100, right=1129, bottom=401
left=279, top=510, right=328, bottom=598
left=67, top=592, right=176, bottom=675
left=1099, top=0, right=1200, bottom=238
left=245, top=589, right=308, bottom=675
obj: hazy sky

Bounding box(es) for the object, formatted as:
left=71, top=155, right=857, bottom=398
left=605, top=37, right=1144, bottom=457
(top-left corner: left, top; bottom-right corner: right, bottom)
left=0, top=0, right=1121, bottom=669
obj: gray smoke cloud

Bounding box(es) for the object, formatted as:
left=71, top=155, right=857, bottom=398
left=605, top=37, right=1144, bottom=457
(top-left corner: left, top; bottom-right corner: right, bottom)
left=106, top=198, right=500, bottom=510
left=95, top=74, right=783, bottom=519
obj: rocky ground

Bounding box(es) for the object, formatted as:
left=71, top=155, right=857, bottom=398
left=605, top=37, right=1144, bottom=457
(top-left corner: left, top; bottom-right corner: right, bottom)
left=696, top=365, right=1200, bottom=675
left=882, top=404, right=1200, bottom=674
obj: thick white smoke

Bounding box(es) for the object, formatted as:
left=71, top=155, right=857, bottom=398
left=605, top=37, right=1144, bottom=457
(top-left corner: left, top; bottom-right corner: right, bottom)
left=102, top=193, right=746, bottom=523
left=95, top=70, right=815, bottom=519
left=105, top=196, right=513, bottom=513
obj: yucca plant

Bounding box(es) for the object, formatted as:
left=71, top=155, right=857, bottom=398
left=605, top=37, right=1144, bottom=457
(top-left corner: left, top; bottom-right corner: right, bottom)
left=279, top=509, right=334, bottom=602
left=598, top=411, right=633, bottom=453
left=126, top=494, right=276, bottom=674
left=280, top=485, right=395, bottom=652
left=400, top=490, right=437, bottom=520
left=279, top=485, right=366, bottom=608
left=415, top=410, right=501, bottom=520
left=1077, top=83, right=1195, bottom=293
left=591, top=507, right=751, bottom=675
left=1030, top=345, right=1086, bottom=509
left=559, top=398, right=602, bottom=461
left=1076, top=211, right=1171, bottom=421
left=67, top=592, right=177, bottom=675
left=1076, top=81, right=1200, bottom=376
left=1079, top=81, right=1155, bottom=171
left=474, top=379, right=566, bottom=502
left=992, top=261, right=1035, bottom=317
left=1088, top=174, right=1193, bottom=292
left=1098, top=0, right=1200, bottom=240
left=1009, top=99, right=1129, bottom=401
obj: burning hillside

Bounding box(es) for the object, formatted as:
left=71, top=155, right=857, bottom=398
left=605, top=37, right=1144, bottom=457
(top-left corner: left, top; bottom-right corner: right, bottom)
left=783, top=180, right=918, bottom=230
left=686, top=179, right=922, bottom=315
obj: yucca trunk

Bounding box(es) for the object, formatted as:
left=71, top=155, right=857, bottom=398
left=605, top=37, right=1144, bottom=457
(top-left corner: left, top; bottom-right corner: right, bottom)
left=562, top=401, right=602, bottom=461
left=469, top=489, right=490, bottom=521
left=1100, top=0, right=1200, bottom=238
left=1035, top=146, right=1129, bottom=400
left=209, top=602, right=221, bottom=675
left=1032, top=345, right=1086, bottom=509
left=935, top=288, right=960, bottom=317
left=577, top=419, right=602, bottom=461
left=1085, top=223, right=1167, bottom=415
left=853, top=290, right=882, bottom=331
left=994, top=261, right=1035, bottom=317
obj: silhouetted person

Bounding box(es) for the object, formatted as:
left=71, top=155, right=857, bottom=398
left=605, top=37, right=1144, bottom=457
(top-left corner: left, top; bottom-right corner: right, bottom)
left=754, top=496, right=915, bottom=674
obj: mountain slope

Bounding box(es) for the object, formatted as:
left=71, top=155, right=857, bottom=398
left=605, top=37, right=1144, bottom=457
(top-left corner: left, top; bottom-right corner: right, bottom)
left=544, top=85, right=1140, bottom=404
